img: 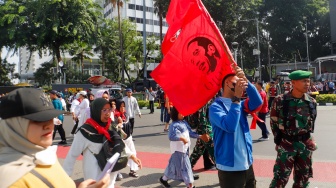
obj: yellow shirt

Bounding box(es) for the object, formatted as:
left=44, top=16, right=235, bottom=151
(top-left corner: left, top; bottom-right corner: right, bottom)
left=10, top=161, right=75, bottom=188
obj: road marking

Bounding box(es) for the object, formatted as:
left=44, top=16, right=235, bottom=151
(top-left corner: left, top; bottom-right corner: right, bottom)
left=57, top=146, right=336, bottom=183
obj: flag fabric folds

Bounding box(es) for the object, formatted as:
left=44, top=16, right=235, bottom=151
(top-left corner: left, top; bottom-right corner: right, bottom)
left=151, top=0, right=236, bottom=116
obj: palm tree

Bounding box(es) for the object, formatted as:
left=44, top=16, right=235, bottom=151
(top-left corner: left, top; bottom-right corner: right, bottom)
left=153, top=0, right=170, bottom=45
left=68, top=41, right=94, bottom=75
left=110, top=0, right=128, bottom=83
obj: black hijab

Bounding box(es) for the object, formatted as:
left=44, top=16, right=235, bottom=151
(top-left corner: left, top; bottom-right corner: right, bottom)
left=90, top=98, right=111, bottom=126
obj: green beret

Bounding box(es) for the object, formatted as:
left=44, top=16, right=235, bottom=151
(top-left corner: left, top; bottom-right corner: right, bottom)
left=288, top=70, right=312, bottom=80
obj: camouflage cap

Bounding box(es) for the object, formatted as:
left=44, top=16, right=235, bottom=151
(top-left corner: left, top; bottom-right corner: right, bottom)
left=288, top=70, right=312, bottom=80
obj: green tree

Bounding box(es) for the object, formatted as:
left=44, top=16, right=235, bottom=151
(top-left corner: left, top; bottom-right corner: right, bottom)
left=34, top=62, right=57, bottom=86
left=94, top=19, right=118, bottom=76
left=261, top=0, right=330, bottom=62
left=153, top=0, right=170, bottom=45
left=0, top=59, right=16, bottom=86
left=0, top=0, right=102, bottom=66
left=111, top=0, right=129, bottom=84
left=66, top=41, right=94, bottom=74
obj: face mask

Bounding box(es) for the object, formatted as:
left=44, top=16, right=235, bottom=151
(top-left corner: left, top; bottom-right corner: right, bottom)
left=227, top=82, right=236, bottom=92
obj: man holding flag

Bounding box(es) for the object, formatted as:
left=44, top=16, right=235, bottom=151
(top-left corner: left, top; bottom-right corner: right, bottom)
left=209, top=64, right=262, bottom=188
left=151, top=0, right=262, bottom=186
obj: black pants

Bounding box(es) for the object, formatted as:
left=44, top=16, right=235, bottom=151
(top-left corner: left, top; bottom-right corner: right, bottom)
left=53, top=124, right=66, bottom=141
left=71, top=120, right=79, bottom=134
left=129, top=118, right=135, bottom=135
left=268, top=97, right=275, bottom=110
left=149, top=100, right=154, bottom=113
left=218, top=165, right=256, bottom=188
left=203, top=148, right=215, bottom=169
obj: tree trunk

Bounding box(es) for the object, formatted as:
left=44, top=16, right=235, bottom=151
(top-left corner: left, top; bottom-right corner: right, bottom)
left=102, top=50, right=105, bottom=76
left=81, top=52, right=84, bottom=75
left=118, top=0, right=125, bottom=84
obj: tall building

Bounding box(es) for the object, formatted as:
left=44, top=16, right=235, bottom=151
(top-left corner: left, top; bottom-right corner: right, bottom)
left=18, top=47, right=52, bottom=81
left=103, top=0, right=168, bottom=37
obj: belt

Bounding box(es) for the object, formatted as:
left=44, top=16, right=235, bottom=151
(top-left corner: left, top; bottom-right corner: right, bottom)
left=281, top=132, right=310, bottom=142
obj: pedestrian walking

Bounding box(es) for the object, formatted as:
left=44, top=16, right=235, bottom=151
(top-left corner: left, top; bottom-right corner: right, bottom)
left=255, top=81, right=270, bottom=141
left=63, top=98, right=142, bottom=188
left=186, top=103, right=215, bottom=170
left=159, top=107, right=209, bottom=188
left=123, top=88, right=141, bottom=136
left=209, top=63, right=262, bottom=188
left=148, top=87, right=156, bottom=114
left=49, top=90, right=67, bottom=145
left=269, top=70, right=317, bottom=188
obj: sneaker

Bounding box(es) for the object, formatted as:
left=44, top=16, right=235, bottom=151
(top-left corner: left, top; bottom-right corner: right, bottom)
left=193, top=174, right=199, bottom=180
left=58, top=140, right=67, bottom=145
left=258, top=137, right=269, bottom=141
left=163, top=129, right=169, bottom=132
left=116, top=173, right=123, bottom=181
left=159, top=176, right=170, bottom=188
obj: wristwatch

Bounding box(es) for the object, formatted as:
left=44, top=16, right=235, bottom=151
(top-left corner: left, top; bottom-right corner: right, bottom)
left=231, top=96, right=241, bottom=103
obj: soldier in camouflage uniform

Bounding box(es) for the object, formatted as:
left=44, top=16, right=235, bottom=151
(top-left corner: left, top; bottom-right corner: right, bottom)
left=186, top=103, right=215, bottom=169
left=269, top=70, right=317, bottom=188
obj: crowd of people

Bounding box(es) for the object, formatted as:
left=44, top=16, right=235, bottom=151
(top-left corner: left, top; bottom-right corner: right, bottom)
left=0, top=64, right=319, bottom=188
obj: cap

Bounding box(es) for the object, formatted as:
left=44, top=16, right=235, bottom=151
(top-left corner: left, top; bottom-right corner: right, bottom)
left=0, top=88, right=65, bottom=121
left=79, top=91, right=87, bottom=96
left=49, top=90, right=58, bottom=95
left=289, top=70, right=312, bottom=80
left=125, top=88, right=132, bottom=92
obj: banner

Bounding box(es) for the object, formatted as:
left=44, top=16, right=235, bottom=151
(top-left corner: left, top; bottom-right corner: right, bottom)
left=151, top=0, right=236, bottom=115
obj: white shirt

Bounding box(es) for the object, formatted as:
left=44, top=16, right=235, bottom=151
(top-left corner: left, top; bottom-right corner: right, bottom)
left=122, top=96, right=141, bottom=118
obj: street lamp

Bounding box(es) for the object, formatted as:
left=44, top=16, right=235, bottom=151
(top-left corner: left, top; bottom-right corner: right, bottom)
left=240, top=18, right=262, bottom=81
left=232, top=42, right=239, bottom=62
left=304, top=17, right=310, bottom=71
left=58, top=61, right=66, bottom=84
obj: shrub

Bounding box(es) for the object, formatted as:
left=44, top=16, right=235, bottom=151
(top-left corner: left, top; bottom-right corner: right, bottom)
left=138, top=100, right=149, bottom=108
left=315, top=94, right=336, bottom=103
left=137, top=101, right=160, bottom=108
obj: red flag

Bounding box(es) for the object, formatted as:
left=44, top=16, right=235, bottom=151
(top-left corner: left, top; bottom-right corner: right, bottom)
left=151, top=0, right=235, bottom=116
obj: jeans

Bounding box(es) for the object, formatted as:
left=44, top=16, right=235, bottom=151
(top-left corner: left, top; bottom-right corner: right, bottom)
left=160, top=104, right=165, bottom=122
left=164, top=107, right=171, bottom=123
left=256, top=112, right=270, bottom=138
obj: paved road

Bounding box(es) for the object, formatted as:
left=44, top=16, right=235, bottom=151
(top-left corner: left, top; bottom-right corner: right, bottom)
left=55, top=106, right=336, bottom=188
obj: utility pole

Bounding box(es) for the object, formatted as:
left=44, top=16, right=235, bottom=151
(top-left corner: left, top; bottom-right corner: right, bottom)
left=143, top=0, right=147, bottom=79
left=305, top=18, right=310, bottom=71
left=256, top=18, right=261, bottom=82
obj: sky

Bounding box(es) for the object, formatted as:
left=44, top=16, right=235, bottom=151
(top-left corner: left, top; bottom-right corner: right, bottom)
left=1, top=47, right=19, bottom=73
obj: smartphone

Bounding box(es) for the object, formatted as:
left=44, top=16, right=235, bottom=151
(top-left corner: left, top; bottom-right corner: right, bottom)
left=96, top=153, right=120, bottom=181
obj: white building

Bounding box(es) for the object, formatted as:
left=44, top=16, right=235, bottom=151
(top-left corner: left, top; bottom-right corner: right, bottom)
left=103, top=0, right=168, bottom=37
left=16, top=0, right=168, bottom=83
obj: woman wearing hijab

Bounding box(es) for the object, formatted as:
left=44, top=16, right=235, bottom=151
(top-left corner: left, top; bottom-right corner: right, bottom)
left=63, top=98, right=142, bottom=188
left=82, top=90, right=110, bottom=126
left=114, top=99, right=140, bottom=178
left=95, top=89, right=109, bottom=101
left=0, top=88, right=109, bottom=188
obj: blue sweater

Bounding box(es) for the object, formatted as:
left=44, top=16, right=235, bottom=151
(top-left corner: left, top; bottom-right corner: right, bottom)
left=209, top=82, right=262, bottom=170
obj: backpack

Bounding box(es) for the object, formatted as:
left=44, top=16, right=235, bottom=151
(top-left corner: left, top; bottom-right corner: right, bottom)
left=94, top=130, right=128, bottom=172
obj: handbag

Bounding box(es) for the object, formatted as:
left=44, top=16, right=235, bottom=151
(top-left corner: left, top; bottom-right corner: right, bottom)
left=94, top=130, right=128, bottom=172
